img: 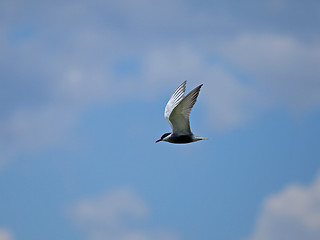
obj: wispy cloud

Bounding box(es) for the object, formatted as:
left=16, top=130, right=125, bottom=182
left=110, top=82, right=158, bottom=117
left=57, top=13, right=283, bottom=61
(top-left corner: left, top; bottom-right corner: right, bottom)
left=218, top=34, right=320, bottom=111
left=0, top=0, right=319, bottom=166
left=69, top=188, right=179, bottom=240
left=0, top=229, right=13, bottom=240
left=247, top=171, right=320, bottom=240
left=202, top=66, right=260, bottom=129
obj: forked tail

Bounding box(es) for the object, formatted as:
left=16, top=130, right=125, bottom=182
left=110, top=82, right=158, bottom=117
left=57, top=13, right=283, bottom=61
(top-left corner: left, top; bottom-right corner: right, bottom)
left=193, top=137, right=208, bottom=142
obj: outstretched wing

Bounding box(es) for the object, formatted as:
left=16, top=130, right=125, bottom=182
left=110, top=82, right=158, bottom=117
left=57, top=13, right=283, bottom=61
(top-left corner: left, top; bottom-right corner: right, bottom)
left=168, top=84, right=203, bottom=134
left=164, top=81, right=186, bottom=121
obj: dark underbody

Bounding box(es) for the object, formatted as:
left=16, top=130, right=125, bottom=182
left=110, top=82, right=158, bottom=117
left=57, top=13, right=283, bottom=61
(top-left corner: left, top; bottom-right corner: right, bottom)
left=167, top=134, right=194, bottom=144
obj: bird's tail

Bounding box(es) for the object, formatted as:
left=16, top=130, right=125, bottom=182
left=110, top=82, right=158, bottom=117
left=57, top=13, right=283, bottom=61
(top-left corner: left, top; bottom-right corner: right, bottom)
left=193, top=137, right=208, bottom=142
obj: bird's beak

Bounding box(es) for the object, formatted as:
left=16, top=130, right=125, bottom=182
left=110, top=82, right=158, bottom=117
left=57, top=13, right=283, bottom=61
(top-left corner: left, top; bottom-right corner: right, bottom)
left=155, top=139, right=162, bottom=143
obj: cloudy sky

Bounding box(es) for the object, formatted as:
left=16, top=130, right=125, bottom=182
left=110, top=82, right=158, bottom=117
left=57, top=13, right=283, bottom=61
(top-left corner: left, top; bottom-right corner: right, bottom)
left=0, top=0, right=320, bottom=239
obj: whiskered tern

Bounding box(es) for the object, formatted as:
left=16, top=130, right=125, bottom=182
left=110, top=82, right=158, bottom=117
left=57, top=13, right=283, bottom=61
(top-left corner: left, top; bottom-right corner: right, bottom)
left=156, top=81, right=206, bottom=144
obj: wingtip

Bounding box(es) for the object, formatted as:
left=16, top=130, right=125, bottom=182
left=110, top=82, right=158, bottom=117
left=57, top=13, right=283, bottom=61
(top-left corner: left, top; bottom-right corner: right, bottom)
left=194, top=83, right=203, bottom=92
left=182, top=80, right=187, bottom=86
left=181, top=81, right=203, bottom=89
left=178, top=80, right=187, bottom=90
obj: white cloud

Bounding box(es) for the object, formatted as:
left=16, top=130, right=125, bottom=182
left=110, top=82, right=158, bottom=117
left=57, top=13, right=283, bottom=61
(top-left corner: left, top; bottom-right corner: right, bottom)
left=247, top=171, right=320, bottom=240
left=143, top=45, right=203, bottom=86
left=70, top=188, right=179, bottom=240
left=0, top=0, right=319, bottom=166
left=141, top=45, right=261, bottom=130
left=0, top=102, right=79, bottom=170
left=218, top=34, right=320, bottom=111
left=202, top=66, right=260, bottom=129
left=0, top=229, right=13, bottom=240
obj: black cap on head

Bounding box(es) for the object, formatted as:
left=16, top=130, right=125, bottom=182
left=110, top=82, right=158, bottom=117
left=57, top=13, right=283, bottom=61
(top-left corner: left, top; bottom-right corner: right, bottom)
left=161, top=133, right=171, bottom=139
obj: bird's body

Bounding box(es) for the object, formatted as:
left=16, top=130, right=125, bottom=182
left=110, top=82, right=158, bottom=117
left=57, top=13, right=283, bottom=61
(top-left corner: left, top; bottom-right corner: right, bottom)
left=162, top=133, right=195, bottom=144
left=156, top=81, right=206, bottom=144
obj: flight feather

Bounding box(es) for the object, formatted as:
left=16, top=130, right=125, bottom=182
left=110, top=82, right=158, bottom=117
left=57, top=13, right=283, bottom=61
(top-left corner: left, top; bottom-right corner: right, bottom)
left=165, top=81, right=203, bottom=134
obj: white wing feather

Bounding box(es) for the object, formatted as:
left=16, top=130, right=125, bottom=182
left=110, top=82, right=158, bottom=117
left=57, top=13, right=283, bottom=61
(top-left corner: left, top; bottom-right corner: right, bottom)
left=166, top=82, right=203, bottom=134
left=164, top=81, right=186, bottom=121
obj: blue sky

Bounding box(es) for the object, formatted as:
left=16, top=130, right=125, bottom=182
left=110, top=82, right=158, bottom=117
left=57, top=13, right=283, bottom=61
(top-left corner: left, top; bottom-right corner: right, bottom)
left=1, top=0, right=320, bottom=240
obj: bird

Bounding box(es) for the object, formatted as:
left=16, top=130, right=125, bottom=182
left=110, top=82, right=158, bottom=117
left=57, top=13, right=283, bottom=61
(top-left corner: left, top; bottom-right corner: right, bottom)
left=155, top=81, right=206, bottom=144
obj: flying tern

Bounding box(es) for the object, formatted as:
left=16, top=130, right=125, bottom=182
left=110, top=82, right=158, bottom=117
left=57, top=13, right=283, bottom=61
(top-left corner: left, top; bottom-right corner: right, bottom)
left=155, top=81, right=206, bottom=144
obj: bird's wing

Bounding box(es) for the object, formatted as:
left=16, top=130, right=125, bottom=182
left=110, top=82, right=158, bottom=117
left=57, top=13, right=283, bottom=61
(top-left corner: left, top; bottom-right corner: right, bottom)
left=168, top=84, right=203, bottom=134
left=164, top=81, right=187, bottom=121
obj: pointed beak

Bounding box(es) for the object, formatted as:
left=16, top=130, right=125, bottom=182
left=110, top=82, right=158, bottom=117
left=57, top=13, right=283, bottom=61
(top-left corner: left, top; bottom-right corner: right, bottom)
left=155, top=139, right=162, bottom=143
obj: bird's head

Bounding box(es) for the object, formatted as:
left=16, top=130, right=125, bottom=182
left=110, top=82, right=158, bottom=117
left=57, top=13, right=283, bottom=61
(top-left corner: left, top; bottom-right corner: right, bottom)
left=155, top=133, right=171, bottom=143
